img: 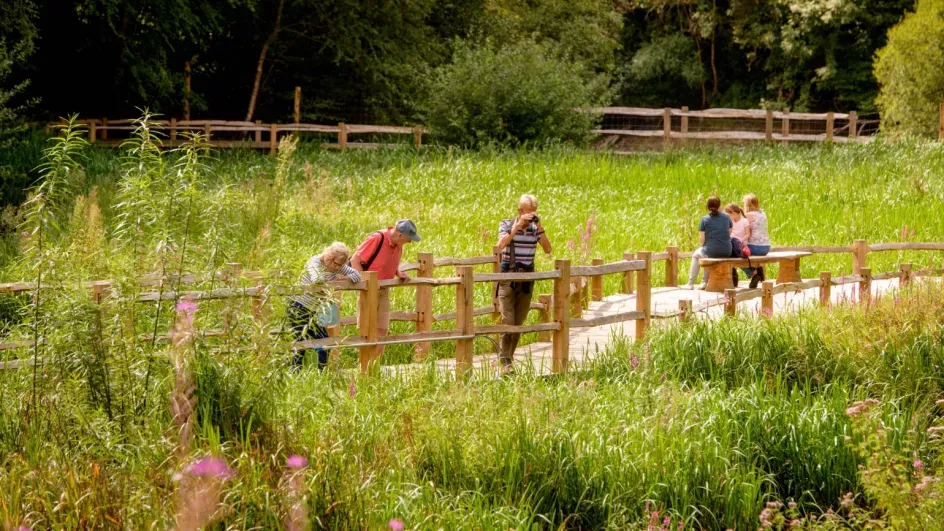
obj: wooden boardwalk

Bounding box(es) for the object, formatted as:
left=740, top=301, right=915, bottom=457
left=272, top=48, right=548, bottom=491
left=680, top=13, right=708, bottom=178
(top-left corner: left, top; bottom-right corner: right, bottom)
left=395, top=277, right=912, bottom=377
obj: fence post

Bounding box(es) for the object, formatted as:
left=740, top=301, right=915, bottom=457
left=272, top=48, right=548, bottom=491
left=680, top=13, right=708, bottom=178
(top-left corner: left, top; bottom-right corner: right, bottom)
left=940, top=103, right=944, bottom=141
left=88, top=120, right=97, bottom=143
left=414, top=252, right=434, bottom=361
left=622, top=252, right=635, bottom=295
left=852, top=239, right=868, bottom=275
left=358, top=271, right=379, bottom=373
left=455, top=266, right=475, bottom=379
left=900, top=263, right=913, bottom=289
left=413, top=127, right=423, bottom=147
left=680, top=106, right=689, bottom=146
left=635, top=251, right=652, bottom=340
left=859, top=268, right=872, bottom=303
left=552, top=260, right=571, bottom=374
left=679, top=299, right=692, bottom=323
left=101, top=117, right=108, bottom=141
left=338, top=122, right=348, bottom=151
left=254, top=120, right=262, bottom=146
left=781, top=109, right=790, bottom=144
left=591, top=258, right=604, bottom=301
left=170, top=117, right=178, bottom=143
left=269, top=124, right=278, bottom=155
left=663, top=107, right=672, bottom=149
left=765, top=109, right=774, bottom=143
left=665, top=246, right=679, bottom=287
left=826, top=111, right=834, bottom=142
left=538, top=294, right=552, bottom=342
left=761, top=280, right=774, bottom=317
left=294, top=86, right=301, bottom=123
left=492, top=245, right=502, bottom=323
left=204, top=123, right=212, bottom=142
left=724, top=288, right=737, bottom=317
left=849, top=111, right=858, bottom=140
left=819, top=272, right=831, bottom=306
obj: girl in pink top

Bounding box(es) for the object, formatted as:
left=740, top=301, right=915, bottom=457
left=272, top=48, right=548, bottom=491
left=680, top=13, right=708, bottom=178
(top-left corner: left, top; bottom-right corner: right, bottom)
left=725, top=203, right=750, bottom=242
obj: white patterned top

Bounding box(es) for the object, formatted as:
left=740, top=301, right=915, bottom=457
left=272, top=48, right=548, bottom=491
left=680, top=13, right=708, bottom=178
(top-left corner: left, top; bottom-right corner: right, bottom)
left=747, top=210, right=771, bottom=246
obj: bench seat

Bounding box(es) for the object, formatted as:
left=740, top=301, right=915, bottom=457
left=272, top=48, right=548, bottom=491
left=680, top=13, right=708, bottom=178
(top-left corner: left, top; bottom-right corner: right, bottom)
left=698, top=251, right=811, bottom=292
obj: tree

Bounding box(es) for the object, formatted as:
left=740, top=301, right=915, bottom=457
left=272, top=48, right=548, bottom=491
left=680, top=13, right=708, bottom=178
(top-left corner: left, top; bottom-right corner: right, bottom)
left=874, top=0, right=944, bottom=136
left=0, top=0, right=38, bottom=148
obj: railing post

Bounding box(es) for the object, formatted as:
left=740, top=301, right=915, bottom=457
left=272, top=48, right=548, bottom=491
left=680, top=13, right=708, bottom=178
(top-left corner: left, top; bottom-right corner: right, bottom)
left=204, top=123, right=212, bottom=143
left=819, top=271, right=832, bottom=306
left=591, top=258, right=604, bottom=301
left=170, top=117, right=178, bottom=143
left=88, top=120, right=97, bottom=143
left=358, top=271, right=379, bottom=373
left=622, top=252, right=635, bottom=295
left=413, top=127, right=423, bottom=147
left=852, top=239, right=868, bottom=275
left=761, top=280, right=774, bottom=317
left=414, top=252, right=434, bottom=361
left=665, top=246, right=679, bottom=287
left=939, top=103, right=944, bottom=141
left=849, top=111, right=858, bottom=140
left=537, top=294, right=552, bottom=342
left=680, top=106, right=689, bottom=147
left=781, top=109, right=790, bottom=144
left=269, top=124, right=278, bottom=155
left=859, top=268, right=872, bottom=303
left=826, top=111, right=834, bottom=142
left=900, top=263, right=913, bottom=289
left=492, top=245, right=502, bottom=323
left=101, top=117, right=108, bottom=141
left=679, top=299, right=692, bottom=323
left=765, top=109, right=773, bottom=143
left=254, top=120, right=262, bottom=146
left=724, top=288, right=737, bottom=317
left=635, top=251, right=652, bottom=340
left=663, top=107, right=672, bottom=149
left=338, top=122, right=348, bottom=151
left=294, top=86, right=301, bottom=124
left=552, top=260, right=571, bottom=374
left=455, top=266, right=475, bottom=379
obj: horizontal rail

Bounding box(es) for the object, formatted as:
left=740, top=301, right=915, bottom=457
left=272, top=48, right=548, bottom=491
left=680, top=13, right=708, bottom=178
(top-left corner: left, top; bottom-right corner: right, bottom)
left=583, top=106, right=852, bottom=120
left=473, top=271, right=562, bottom=282
left=571, top=260, right=646, bottom=276
left=869, top=243, right=944, bottom=252
left=570, top=310, right=645, bottom=328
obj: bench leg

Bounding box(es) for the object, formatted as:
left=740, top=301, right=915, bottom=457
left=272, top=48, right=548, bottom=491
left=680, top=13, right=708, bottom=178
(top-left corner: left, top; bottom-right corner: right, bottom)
left=704, top=264, right=734, bottom=293
left=775, top=259, right=801, bottom=284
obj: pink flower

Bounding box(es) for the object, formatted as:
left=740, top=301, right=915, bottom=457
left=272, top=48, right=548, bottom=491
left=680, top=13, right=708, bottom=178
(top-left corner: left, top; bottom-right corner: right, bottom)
left=567, top=240, right=576, bottom=250
left=663, top=516, right=670, bottom=526
left=287, top=455, right=308, bottom=469
left=388, top=518, right=405, bottom=531
left=177, top=299, right=198, bottom=314
left=18, top=527, right=31, bottom=531
left=20, top=231, right=29, bottom=238
left=348, top=378, right=356, bottom=398
left=914, top=459, right=924, bottom=470
left=188, top=457, right=234, bottom=480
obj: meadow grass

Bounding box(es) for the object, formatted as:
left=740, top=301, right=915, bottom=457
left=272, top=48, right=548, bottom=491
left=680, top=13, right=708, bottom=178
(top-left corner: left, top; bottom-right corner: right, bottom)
left=2, top=133, right=944, bottom=529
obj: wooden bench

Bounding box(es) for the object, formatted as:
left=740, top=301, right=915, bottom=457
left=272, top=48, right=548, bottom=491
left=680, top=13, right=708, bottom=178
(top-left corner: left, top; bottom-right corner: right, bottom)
left=698, top=251, right=812, bottom=292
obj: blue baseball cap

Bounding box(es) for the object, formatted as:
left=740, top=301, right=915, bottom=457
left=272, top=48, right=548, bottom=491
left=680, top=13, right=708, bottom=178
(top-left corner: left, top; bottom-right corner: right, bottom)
left=395, top=219, right=422, bottom=242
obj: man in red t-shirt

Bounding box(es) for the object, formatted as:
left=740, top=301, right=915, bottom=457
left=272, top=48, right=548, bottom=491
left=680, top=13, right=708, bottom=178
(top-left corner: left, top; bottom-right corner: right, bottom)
left=351, top=220, right=421, bottom=359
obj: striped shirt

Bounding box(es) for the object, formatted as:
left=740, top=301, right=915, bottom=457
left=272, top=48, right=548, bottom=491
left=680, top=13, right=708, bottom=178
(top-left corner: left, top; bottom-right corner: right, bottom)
left=291, top=255, right=362, bottom=309
left=499, top=219, right=544, bottom=266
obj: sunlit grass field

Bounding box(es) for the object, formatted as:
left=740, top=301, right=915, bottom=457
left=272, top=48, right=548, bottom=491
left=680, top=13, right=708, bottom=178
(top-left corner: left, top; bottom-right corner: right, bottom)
left=2, top=130, right=944, bottom=529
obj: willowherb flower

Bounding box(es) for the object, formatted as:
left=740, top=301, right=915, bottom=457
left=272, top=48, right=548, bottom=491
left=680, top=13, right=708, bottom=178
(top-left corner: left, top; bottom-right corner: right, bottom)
left=388, top=518, right=405, bottom=531
left=287, top=454, right=308, bottom=469
left=840, top=492, right=853, bottom=508
left=175, top=456, right=233, bottom=531
left=758, top=508, right=774, bottom=528
left=284, top=455, right=309, bottom=531
left=188, top=457, right=235, bottom=480
left=349, top=377, right=356, bottom=398
left=913, top=459, right=925, bottom=471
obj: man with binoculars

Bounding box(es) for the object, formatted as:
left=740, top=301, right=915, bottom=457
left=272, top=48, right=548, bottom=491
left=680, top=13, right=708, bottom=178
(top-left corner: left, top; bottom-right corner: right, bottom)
left=495, top=194, right=552, bottom=373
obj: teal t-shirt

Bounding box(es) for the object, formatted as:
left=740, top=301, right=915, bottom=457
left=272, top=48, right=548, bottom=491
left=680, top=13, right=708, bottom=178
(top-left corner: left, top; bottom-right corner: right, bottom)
left=699, top=213, right=733, bottom=257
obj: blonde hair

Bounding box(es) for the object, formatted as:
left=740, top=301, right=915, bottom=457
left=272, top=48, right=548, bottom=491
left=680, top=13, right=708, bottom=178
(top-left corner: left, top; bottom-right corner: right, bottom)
left=743, top=194, right=761, bottom=212
left=518, top=194, right=538, bottom=211
left=321, top=241, right=351, bottom=263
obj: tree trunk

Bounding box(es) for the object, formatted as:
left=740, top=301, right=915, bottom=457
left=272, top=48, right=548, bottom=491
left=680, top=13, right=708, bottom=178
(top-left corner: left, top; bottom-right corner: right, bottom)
left=245, top=0, right=285, bottom=122
left=710, top=35, right=718, bottom=99
left=694, top=37, right=706, bottom=108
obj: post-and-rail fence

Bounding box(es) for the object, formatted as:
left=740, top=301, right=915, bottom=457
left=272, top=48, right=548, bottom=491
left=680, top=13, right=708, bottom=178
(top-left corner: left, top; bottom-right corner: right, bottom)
left=3, top=240, right=944, bottom=375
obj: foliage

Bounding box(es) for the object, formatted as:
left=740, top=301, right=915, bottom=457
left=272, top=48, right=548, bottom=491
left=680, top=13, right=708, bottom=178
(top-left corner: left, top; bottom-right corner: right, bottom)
left=875, top=0, right=944, bottom=137
left=425, top=40, right=610, bottom=147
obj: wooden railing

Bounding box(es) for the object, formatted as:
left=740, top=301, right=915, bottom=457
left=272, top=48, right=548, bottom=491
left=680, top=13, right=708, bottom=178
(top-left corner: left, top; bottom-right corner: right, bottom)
left=44, top=118, right=424, bottom=153
left=583, top=106, right=877, bottom=146
left=3, top=240, right=942, bottom=374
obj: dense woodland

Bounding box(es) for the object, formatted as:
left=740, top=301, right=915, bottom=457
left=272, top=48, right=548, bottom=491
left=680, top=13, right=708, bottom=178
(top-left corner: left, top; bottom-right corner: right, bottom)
left=0, top=0, right=921, bottom=124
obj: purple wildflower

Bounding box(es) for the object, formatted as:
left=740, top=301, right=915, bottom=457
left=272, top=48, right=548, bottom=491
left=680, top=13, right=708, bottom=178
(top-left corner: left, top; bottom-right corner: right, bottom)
left=914, top=459, right=924, bottom=471
left=287, top=455, right=308, bottom=469
left=20, top=231, right=29, bottom=238
left=663, top=516, right=671, bottom=526
left=388, top=518, right=405, bottom=531
left=177, top=299, right=198, bottom=314
left=349, top=377, right=356, bottom=398
left=18, top=527, right=31, bottom=531
left=188, top=457, right=234, bottom=481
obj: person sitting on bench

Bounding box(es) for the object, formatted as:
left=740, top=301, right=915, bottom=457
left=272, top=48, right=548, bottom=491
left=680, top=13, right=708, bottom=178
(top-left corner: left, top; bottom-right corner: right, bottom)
left=684, top=196, right=733, bottom=290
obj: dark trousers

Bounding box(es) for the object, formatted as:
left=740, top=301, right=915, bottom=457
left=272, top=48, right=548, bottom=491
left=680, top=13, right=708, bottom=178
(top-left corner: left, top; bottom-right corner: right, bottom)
left=498, top=281, right=533, bottom=365
left=288, top=302, right=329, bottom=370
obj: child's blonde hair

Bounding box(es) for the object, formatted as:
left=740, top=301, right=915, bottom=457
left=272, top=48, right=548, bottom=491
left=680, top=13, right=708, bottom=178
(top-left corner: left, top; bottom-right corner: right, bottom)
left=322, top=242, right=351, bottom=264
left=743, top=194, right=761, bottom=212
left=724, top=203, right=744, bottom=216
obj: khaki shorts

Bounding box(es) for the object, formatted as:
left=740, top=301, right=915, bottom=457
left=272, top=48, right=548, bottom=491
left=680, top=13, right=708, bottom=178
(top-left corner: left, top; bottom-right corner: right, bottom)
left=357, top=288, right=391, bottom=331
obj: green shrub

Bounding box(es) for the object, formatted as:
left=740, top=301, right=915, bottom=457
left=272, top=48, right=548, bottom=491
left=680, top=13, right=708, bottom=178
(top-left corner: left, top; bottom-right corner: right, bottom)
left=874, top=0, right=944, bottom=136
left=424, top=40, right=610, bottom=147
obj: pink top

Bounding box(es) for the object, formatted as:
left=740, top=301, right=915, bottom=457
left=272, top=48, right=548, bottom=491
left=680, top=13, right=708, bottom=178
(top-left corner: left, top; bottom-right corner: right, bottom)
left=731, top=217, right=750, bottom=242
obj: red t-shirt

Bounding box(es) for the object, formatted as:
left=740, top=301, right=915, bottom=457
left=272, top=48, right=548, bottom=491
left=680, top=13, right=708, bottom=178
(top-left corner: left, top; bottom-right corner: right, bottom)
left=354, top=228, right=403, bottom=280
